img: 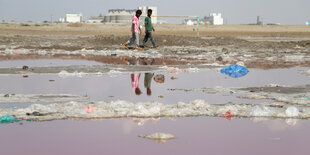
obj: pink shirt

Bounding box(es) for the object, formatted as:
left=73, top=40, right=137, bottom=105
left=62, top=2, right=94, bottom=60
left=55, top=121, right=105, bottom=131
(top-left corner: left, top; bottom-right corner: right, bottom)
left=131, top=73, right=140, bottom=90
left=131, top=15, right=140, bottom=33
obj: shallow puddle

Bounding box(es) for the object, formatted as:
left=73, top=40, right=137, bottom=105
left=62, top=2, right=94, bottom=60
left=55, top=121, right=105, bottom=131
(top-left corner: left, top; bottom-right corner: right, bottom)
left=1, top=59, right=310, bottom=154
left=0, top=117, right=309, bottom=155
left=0, top=66, right=309, bottom=108
left=0, top=59, right=104, bottom=68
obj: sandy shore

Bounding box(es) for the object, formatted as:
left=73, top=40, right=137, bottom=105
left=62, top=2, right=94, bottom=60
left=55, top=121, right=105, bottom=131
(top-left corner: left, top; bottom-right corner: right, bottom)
left=0, top=23, right=310, bottom=69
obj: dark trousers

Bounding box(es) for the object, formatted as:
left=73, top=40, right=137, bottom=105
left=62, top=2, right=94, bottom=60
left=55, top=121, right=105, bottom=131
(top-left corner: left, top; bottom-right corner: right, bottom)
left=142, top=31, right=156, bottom=46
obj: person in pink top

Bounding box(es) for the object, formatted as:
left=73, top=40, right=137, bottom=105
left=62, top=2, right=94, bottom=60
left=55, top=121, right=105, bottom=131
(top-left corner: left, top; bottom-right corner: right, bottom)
left=131, top=73, right=142, bottom=95
left=124, top=10, right=142, bottom=49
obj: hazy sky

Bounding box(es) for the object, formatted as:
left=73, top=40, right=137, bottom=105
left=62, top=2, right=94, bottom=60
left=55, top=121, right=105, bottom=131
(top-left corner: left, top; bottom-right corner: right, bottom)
left=0, top=0, right=309, bottom=24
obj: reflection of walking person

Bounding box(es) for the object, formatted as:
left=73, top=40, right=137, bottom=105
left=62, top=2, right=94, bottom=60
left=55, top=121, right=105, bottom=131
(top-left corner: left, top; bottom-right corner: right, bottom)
left=131, top=73, right=142, bottom=95
left=144, top=73, right=154, bottom=96
left=123, top=10, right=142, bottom=49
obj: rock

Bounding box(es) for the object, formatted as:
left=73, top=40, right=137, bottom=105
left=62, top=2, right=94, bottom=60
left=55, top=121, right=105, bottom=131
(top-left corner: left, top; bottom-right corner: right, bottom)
left=170, top=76, right=178, bottom=80
left=22, top=65, right=29, bottom=70
left=222, top=48, right=229, bottom=54
left=216, top=56, right=223, bottom=61
left=154, top=74, right=165, bottom=83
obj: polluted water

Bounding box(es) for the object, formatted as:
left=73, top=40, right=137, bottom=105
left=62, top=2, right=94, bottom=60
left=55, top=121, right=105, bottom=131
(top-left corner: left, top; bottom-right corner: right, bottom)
left=0, top=59, right=310, bottom=154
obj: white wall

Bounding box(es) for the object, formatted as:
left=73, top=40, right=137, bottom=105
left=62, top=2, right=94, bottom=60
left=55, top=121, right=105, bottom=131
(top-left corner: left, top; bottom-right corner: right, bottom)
left=66, top=13, right=82, bottom=23
left=138, top=6, right=157, bottom=24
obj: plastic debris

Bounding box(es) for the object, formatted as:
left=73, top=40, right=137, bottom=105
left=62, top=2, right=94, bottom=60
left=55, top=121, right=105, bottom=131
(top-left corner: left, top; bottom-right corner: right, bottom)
left=8, top=107, right=17, bottom=109
left=250, top=106, right=271, bottom=117
left=26, top=111, right=47, bottom=116
left=0, top=115, right=20, bottom=124
left=85, top=105, right=95, bottom=113
left=285, top=106, right=299, bottom=117
left=220, top=64, right=249, bottom=78
left=139, top=133, right=175, bottom=143
left=220, top=110, right=234, bottom=120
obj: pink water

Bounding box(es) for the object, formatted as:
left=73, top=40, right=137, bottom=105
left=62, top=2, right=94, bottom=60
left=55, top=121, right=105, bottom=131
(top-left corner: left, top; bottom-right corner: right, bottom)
left=0, top=118, right=309, bottom=155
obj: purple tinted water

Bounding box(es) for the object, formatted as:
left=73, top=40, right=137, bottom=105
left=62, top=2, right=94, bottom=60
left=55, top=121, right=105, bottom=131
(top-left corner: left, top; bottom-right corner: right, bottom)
left=0, top=118, right=309, bottom=155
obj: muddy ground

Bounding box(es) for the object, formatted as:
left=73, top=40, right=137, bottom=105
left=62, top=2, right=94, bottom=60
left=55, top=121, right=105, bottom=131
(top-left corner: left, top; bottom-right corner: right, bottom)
left=0, top=23, right=309, bottom=69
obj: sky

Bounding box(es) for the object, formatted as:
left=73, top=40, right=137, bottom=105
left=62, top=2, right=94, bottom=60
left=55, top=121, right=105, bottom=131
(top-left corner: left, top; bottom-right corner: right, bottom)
left=0, top=0, right=309, bottom=25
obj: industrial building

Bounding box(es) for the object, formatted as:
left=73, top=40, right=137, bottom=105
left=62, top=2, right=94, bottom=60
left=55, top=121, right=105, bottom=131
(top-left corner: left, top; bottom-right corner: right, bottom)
left=87, top=14, right=104, bottom=23
left=138, top=6, right=158, bottom=24
left=184, top=13, right=224, bottom=25
left=103, top=6, right=158, bottom=24
left=204, top=13, right=224, bottom=25
left=59, top=13, right=83, bottom=23
left=103, top=9, right=136, bottom=23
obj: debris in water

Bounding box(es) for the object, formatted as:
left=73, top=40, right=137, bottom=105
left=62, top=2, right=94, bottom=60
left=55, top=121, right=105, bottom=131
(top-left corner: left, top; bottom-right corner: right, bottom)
left=285, top=106, right=299, bottom=117
left=138, top=132, right=175, bottom=143
left=85, top=105, right=95, bottom=113
left=170, top=76, right=178, bottom=80
left=0, top=115, right=20, bottom=124
left=154, top=74, right=165, bottom=83
left=22, top=65, right=29, bottom=70
left=220, top=64, right=249, bottom=78
left=220, top=110, right=234, bottom=120
left=26, top=111, right=47, bottom=116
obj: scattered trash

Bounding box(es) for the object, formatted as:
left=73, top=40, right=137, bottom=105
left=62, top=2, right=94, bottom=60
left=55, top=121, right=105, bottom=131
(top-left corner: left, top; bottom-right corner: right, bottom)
left=167, top=67, right=187, bottom=73
left=250, top=106, right=271, bottom=117
left=285, top=106, right=299, bottom=117
left=58, top=70, right=86, bottom=78
left=139, top=132, right=175, bottom=143
left=22, top=65, right=29, bottom=70
left=300, top=97, right=310, bottom=100
left=4, top=94, right=9, bottom=97
left=216, top=56, right=223, bottom=61
left=22, top=75, right=29, bottom=78
left=158, top=95, right=164, bottom=98
left=85, top=105, right=95, bottom=113
left=49, top=80, right=55, bottom=82
left=222, top=48, right=229, bottom=54
left=0, top=115, right=20, bottom=124
left=26, top=111, right=47, bottom=116
left=220, top=64, right=249, bottom=78
left=220, top=110, right=234, bottom=120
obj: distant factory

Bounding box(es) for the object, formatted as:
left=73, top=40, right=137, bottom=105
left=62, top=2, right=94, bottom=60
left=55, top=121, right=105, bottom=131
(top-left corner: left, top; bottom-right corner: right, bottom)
left=59, top=13, right=83, bottom=23
left=184, top=13, right=224, bottom=25
left=101, top=6, right=158, bottom=24
left=103, top=9, right=137, bottom=23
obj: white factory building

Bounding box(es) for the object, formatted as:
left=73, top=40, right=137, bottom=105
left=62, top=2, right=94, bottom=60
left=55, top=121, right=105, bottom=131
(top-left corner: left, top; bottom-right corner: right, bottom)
left=204, top=13, right=224, bottom=25
left=103, top=9, right=136, bottom=23
left=184, top=13, right=224, bottom=25
left=138, top=6, right=158, bottom=24
left=103, top=6, right=158, bottom=24
left=59, top=13, right=83, bottom=23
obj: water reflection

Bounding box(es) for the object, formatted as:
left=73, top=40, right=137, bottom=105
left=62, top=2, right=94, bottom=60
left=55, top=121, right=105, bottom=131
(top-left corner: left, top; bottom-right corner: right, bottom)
left=130, top=57, right=165, bottom=96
